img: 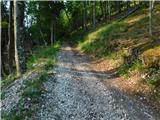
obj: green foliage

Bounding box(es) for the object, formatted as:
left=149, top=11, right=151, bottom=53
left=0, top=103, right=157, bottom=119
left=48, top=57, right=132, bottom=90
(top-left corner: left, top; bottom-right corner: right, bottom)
left=145, top=69, right=160, bottom=87
left=22, top=73, right=47, bottom=103
left=118, top=59, right=144, bottom=77
left=27, top=1, right=64, bottom=43
left=1, top=21, right=8, bottom=28
left=78, top=21, right=124, bottom=58
left=27, top=42, right=60, bottom=70
left=1, top=74, right=17, bottom=89
left=130, top=60, right=145, bottom=71
left=147, top=75, right=160, bottom=87
left=44, top=59, right=55, bottom=70
left=0, top=43, right=59, bottom=104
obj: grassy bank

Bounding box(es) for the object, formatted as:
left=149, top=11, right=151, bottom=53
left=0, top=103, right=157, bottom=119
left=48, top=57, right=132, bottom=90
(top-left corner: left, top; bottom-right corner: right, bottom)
left=1, top=42, right=60, bottom=90
left=2, top=42, right=61, bottom=119
left=73, top=5, right=160, bottom=109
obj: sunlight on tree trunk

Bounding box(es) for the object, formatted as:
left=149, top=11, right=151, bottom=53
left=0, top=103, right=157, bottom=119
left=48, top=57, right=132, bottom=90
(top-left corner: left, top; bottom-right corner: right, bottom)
left=14, top=0, right=26, bottom=77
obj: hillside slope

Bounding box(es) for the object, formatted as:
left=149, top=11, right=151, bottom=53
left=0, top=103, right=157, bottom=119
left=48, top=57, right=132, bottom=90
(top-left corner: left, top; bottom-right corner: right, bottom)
left=75, top=5, right=160, bottom=111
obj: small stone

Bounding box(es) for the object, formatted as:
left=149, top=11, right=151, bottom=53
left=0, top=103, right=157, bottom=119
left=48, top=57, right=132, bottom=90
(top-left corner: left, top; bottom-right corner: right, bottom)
left=32, top=63, right=37, bottom=67
left=27, top=97, right=31, bottom=101
left=140, top=97, right=143, bottom=100
left=120, top=99, right=123, bottom=102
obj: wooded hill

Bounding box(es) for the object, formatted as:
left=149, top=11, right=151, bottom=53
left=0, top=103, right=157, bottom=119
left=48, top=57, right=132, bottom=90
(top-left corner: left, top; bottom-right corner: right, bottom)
left=1, top=0, right=160, bottom=110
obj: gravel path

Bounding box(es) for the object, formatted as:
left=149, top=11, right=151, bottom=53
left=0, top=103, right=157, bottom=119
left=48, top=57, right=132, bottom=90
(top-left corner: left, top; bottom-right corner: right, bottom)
left=35, top=45, right=159, bottom=120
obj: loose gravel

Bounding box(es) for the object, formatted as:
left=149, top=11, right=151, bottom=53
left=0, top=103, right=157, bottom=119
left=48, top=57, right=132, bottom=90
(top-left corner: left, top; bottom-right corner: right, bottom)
left=1, top=72, right=38, bottom=115
left=35, top=45, right=160, bottom=120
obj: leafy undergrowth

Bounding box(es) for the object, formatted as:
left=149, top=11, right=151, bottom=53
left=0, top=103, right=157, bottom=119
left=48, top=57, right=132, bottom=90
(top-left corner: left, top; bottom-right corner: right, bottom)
left=74, top=5, right=160, bottom=108
left=118, top=59, right=145, bottom=78
left=27, top=41, right=61, bottom=71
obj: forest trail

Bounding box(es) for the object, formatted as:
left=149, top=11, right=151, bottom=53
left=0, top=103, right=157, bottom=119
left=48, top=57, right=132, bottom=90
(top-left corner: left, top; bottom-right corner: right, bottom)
left=36, top=44, right=159, bottom=120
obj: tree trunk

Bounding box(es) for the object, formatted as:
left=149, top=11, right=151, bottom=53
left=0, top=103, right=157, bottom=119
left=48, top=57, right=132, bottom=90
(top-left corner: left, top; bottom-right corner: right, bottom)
left=50, top=19, right=54, bottom=45
left=117, top=1, right=121, bottom=14
left=53, top=20, right=56, bottom=42
left=104, top=1, right=107, bottom=19
left=40, top=28, right=47, bottom=46
left=93, top=1, right=96, bottom=29
left=81, top=5, right=84, bottom=29
left=8, top=1, right=14, bottom=74
left=100, top=1, right=104, bottom=20
left=149, top=0, right=155, bottom=36
left=83, top=1, right=87, bottom=30
left=108, top=0, right=111, bottom=21
left=14, top=0, right=26, bottom=77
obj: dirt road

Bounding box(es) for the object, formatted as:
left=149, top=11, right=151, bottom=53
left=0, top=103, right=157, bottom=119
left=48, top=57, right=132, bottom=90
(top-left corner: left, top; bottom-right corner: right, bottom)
left=36, top=45, right=159, bottom=120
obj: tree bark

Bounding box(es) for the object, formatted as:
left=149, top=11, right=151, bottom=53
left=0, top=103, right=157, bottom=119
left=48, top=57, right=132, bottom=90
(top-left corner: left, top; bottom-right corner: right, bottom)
left=14, top=0, right=26, bottom=77
left=40, top=28, right=47, bottom=46
left=50, top=19, right=53, bottom=45
left=93, top=1, right=96, bottom=29
left=7, top=1, right=14, bottom=74
left=100, top=1, right=104, bottom=19
left=104, top=1, right=107, bottom=19
left=83, top=1, right=87, bottom=30
left=108, top=0, right=111, bottom=21
left=54, top=19, right=56, bottom=42
left=117, top=1, right=121, bottom=14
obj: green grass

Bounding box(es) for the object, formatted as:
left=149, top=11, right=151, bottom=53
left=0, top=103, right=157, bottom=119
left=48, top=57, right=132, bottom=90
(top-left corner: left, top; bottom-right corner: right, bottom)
left=27, top=42, right=60, bottom=70
left=145, top=69, right=160, bottom=87
left=22, top=73, right=47, bottom=102
left=118, top=59, right=145, bottom=78
left=1, top=74, right=17, bottom=90
left=78, top=21, right=125, bottom=58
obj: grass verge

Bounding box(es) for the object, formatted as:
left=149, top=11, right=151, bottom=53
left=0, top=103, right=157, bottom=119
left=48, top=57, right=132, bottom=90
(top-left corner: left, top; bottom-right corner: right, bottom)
left=2, top=42, right=61, bottom=119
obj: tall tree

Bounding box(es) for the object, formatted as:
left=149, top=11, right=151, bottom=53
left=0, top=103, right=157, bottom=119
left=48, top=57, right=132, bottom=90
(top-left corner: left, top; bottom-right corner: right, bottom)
left=108, top=0, right=111, bottom=21
left=50, top=18, right=54, bottom=45
left=149, top=0, right=155, bottom=36
left=7, top=1, right=14, bottom=73
left=83, top=1, right=87, bottom=30
left=1, top=1, right=9, bottom=76
left=100, top=1, right=104, bottom=20
left=14, top=0, right=26, bottom=76
left=104, top=1, right=107, bottom=19
left=93, top=1, right=96, bottom=29
left=50, top=1, right=64, bottom=44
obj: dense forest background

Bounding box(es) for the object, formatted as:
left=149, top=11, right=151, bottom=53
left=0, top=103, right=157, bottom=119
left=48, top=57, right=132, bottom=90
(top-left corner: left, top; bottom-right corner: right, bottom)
left=1, top=1, right=158, bottom=77
left=1, top=1, right=160, bottom=119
